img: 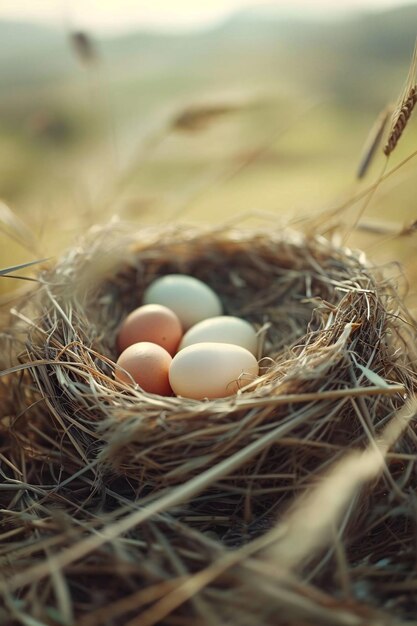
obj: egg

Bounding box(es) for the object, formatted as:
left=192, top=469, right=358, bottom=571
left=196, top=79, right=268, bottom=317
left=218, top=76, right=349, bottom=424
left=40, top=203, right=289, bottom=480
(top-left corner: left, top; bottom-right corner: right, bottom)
left=117, top=304, right=182, bottom=355
left=179, top=316, right=258, bottom=355
left=143, top=274, right=222, bottom=330
left=169, top=342, right=259, bottom=400
left=115, top=342, right=172, bottom=395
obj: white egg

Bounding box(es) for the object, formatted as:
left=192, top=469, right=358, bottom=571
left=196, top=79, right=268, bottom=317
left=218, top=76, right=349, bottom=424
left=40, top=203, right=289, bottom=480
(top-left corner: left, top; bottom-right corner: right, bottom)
left=143, top=274, right=222, bottom=330
left=179, top=316, right=258, bottom=355
left=169, top=342, right=259, bottom=400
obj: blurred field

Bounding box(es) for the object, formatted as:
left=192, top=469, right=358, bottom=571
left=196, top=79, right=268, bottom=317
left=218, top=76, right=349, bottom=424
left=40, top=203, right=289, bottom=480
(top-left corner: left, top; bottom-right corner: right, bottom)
left=1, top=5, right=417, bottom=295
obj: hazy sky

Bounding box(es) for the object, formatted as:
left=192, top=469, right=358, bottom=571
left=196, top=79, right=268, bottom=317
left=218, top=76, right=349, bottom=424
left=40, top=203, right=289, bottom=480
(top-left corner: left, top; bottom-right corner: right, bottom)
left=1, top=0, right=413, bottom=34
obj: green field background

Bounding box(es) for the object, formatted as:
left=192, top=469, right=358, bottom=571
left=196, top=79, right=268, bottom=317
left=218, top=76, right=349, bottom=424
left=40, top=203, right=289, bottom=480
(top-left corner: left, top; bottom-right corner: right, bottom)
left=1, top=5, right=417, bottom=299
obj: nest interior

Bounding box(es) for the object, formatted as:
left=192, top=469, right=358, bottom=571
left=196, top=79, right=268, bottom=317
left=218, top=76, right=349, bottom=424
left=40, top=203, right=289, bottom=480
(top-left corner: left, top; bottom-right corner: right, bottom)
left=1, top=224, right=417, bottom=626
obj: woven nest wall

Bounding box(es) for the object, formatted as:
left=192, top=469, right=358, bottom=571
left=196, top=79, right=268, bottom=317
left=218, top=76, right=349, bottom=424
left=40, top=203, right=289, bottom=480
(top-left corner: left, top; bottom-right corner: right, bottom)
left=1, top=223, right=417, bottom=626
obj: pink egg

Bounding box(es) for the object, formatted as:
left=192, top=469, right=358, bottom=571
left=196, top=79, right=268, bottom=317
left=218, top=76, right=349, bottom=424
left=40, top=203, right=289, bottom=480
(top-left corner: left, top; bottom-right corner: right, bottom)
left=117, top=304, right=182, bottom=355
left=115, top=342, right=173, bottom=396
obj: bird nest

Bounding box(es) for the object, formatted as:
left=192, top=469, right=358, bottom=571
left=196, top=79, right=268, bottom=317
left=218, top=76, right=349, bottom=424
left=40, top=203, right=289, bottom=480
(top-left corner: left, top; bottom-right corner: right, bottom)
left=1, top=222, right=417, bottom=626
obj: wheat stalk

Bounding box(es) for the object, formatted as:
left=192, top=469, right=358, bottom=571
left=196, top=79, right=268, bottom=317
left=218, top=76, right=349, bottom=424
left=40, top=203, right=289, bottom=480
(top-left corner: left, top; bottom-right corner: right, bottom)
left=384, top=39, right=417, bottom=156
left=384, top=86, right=417, bottom=156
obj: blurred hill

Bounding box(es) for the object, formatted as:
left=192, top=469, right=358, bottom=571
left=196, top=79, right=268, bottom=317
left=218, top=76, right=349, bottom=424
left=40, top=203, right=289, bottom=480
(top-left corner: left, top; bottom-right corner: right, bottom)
left=1, top=6, right=417, bottom=103
left=0, top=4, right=417, bottom=280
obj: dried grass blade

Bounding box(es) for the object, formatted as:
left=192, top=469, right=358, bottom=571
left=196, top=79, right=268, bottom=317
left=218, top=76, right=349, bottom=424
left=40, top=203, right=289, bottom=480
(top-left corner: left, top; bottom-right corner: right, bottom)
left=171, top=103, right=241, bottom=133
left=0, top=258, right=48, bottom=278
left=0, top=200, right=39, bottom=254
left=265, top=397, right=417, bottom=571
left=353, top=362, right=390, bottom=388
left=357, top=105, right=392, bottom=178
left=70, top=31, right=98, bottom=64
left=42, top=543, right=74, bottom=625
left=2, top=590, right=47, bottom=626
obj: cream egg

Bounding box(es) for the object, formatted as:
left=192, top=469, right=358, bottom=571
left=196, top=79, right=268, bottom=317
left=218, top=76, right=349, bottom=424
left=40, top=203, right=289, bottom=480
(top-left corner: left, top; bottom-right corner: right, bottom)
left=143, top=274, right=222, bottom=330
left=169, top=342, right=259, bottom=400
left=115, top=342, right=172, bottom=396
left=117, top=304, right=182, bottom=355
left=179, top=316, right=258, bottom=355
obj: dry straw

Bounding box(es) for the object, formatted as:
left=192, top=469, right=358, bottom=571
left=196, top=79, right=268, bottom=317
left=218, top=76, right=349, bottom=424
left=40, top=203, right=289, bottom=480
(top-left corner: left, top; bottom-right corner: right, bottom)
left=1, top=220, right=417, bottom=626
